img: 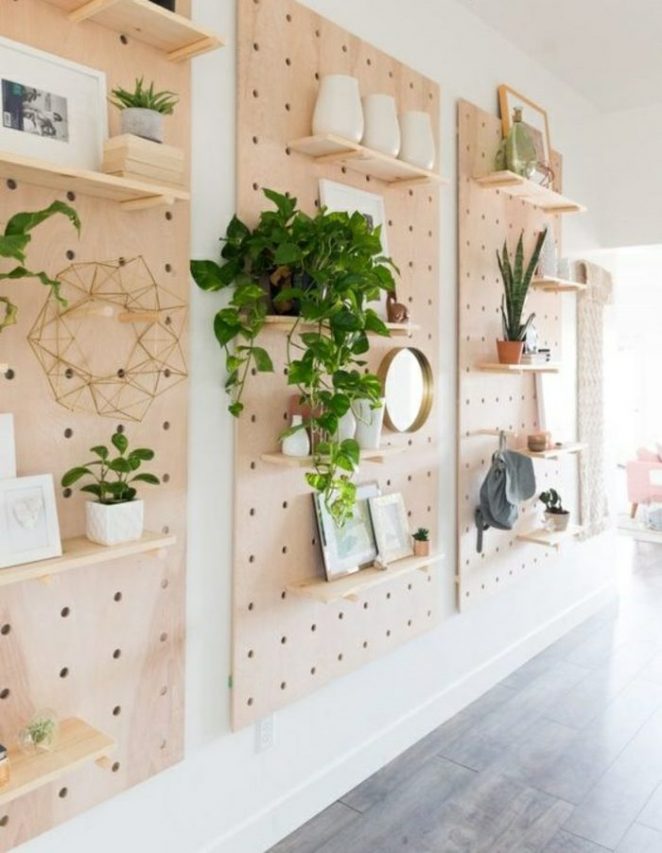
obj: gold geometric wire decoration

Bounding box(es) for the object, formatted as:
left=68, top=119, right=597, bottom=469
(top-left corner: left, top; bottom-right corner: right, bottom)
left=28, top=256, right=187, bottom=422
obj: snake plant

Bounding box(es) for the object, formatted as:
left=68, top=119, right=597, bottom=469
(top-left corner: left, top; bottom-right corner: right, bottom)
left=496, top=228, right=547, bottom=341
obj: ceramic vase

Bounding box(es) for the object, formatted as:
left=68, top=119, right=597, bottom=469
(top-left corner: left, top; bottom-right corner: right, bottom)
left=312, top=75, right=363, bottom=142
left=354, top=398, right=385, bottom=451
left=399, top=111, right=435, bottom=170
left=336, top=408, right=357, bottom=442
left=86, top=500, right=144, bottom=546
left=538, top=231, right=558, bottom=278
left=361, top=94, right=400, bottom=156
left=544, top=510, right=570, bottom=532
left=121, top=108, right=163, bottom=144
left=282, top=415, right=310, bottom=458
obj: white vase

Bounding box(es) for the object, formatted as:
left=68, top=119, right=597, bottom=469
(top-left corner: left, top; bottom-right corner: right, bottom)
left=336, top=408, right=357, bottom=442
left=361, top=94, right=400, bottom=156
left=354, top=398, right=385, bottom=451
left=538, top=231, right=558, bottom=277
left=86, top=500, right=144, bottom=546
left=399, top=111, right=435, bottom=170
left=282, top=415, right=310, bottom=458
left=312, top=75, right=364, bottom=143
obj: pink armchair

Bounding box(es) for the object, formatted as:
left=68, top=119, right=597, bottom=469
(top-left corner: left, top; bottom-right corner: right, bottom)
left=627, top=448, right=662, bottom=518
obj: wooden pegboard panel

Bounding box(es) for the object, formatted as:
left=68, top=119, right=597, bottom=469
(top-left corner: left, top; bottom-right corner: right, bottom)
left=456, top=99, right=567, bottom=609
left=0, top=1, right=189, bottom=847
left=232, top=0, right=441, bottom=729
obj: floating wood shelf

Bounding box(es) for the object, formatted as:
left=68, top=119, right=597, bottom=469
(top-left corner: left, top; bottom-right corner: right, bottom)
left=474, top=171, right=586, bottom=214
left=0, top=718, right=115, bottom=807
left=261, top=446, right=405, bottom=468
left=476, top=362, right=561, bottom=375
left=0, top=150, right=190, bottom=210
left=532, top=277, right=587, bottom=293
left=0, top=531, right=176, bottom=589
left=517, top=442, right=587, bottom=460
left=43, top=0, right=224, bottom=60
left=516, top=524, right=583, bottom=550
left=288, top=134, right=446, bottom=186
left=263, top=316, right=420, bottom=336
left=287, top=552, right=444, bottom=604
left=0, top=364, right=8, bottom=373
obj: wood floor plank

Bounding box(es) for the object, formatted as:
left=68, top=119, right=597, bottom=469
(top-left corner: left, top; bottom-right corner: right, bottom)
left=269, top=802, right=360, bottom=853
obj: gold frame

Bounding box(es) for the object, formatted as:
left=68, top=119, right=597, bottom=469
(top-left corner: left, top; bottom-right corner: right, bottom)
left=378, top=347, right=434, bottom=433
left=498, top=84, right=552, bottom=165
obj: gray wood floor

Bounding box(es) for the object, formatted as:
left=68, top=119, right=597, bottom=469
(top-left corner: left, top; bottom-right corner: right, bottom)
left=270, top=543, right=662, bottom=852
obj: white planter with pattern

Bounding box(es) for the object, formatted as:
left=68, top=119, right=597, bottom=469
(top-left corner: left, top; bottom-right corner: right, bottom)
left=86, top=500, right=144, bottom=546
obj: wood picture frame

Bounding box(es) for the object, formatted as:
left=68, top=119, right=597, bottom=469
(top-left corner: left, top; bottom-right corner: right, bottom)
left=369, top=492, right=413, bottom=564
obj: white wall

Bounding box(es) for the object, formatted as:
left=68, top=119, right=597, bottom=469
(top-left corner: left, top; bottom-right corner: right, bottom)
left=20, top=2, right=617, bottom=852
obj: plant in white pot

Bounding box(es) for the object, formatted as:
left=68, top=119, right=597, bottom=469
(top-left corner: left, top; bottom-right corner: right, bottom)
left=539, top=488, right=570, bottom=532
left=110, top=77, right=178, bottom=144
left=61, top=432, right=160, bottom=546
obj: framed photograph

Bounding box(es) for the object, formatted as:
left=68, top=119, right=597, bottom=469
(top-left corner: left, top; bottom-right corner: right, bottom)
left=314, top=481, right=381, bottom=581
left=0, top=414, right=16, bottom=480
left=0, top=36, right=107, bottom=169
left=0, top=474, right=62, bottom=569
left=369, top=492, right=413, bottom=564
left=535, top=373, right=571, bottom=444
left=319, top=179, right=390, bottom=319
left=498, top=85, right=551, bottom=184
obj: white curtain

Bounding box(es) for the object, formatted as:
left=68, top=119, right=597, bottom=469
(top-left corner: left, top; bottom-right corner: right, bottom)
left=576, top=260, right=613, bottom=537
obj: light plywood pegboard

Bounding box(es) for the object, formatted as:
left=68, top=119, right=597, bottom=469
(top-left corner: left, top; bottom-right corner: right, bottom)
left=456, top=99, right=568, bottom=610
left=0, top=1, right=189, bottom=847
left=232, top=0, right=441, bottom=730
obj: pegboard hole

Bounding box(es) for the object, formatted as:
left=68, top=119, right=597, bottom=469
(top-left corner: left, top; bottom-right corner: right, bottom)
left=337, top=653, right=343, bottom=661
left=59, top=667, right=69, bottom=679
left=6, top=178, right=17, bottom=190
left=58, top=787, right=68, bottom=799
left=159, top=633, right=168, bottom=643
left=0, top=689, right=10, bottom=700
left=310, top=666, right=317, bottom=675
left=160, top=686, right=168, bottom=696
left=112, top=705, right=121, bottom=716
left=112, top=649, right=122, bottom=660
left=280, top=636, right=287, bottom=645
left=0, top=624, right=10, bottom=636
left=114, top=592, right=122, bottom=602
left=0, top=816, right=8, bottom=828
left=280, top=681, right=287, bottom=690
left=111, top=762, right=120, bottom=773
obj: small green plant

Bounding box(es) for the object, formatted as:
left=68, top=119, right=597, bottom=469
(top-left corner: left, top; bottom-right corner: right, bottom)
left=413, top=527, right=430, bottom=542
left=0, top=201, right=80, bottom=331
left=61, top=432, right=160, bottom=505
left=539, top=489, right=567, bottom=515
left=496, top=228, right=547, bottom=341
left=110, top=77, right=178, bottom=114
left=26, top=717, right=56, bottom=747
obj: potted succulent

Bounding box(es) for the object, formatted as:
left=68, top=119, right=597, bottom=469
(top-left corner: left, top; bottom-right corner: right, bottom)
left=110, top=77, right=178, bottom=144
left=495, top=229, right=547, bottom=364
left=0, top=200, right=80, bottom=332
left=412, top=527, right=430, bottom=557
left=539, top=488, right=570, bottom=532
left=191, top=189, right=397, bottom=524
left=61, top=432, right=160, bottom=546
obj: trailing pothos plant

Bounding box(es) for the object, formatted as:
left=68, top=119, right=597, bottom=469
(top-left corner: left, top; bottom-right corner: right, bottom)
left=191, top=189, right=397, bottom=524
left=0, top=201, right=80, bottom=332
left=496, top=228, right=547, bottom=342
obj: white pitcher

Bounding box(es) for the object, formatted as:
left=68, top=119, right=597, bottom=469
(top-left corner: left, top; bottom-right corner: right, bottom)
left=313, top=75, right=364, bottom=142
left=282, top=415, right=310, bottom=458
left=354, top=398, right=385, bottom=451
left=399, top=111, right=435, bottom=170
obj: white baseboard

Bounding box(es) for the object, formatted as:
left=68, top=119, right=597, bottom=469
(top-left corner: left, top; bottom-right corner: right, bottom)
left=206, top=582, right=615, bottom=853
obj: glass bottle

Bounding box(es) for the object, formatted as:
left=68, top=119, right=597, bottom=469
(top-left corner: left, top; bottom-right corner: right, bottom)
left=505, top=107, right=537, bottom=178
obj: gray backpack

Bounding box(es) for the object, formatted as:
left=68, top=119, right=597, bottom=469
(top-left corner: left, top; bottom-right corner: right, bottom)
left=475, top=434, right=536, bottom=552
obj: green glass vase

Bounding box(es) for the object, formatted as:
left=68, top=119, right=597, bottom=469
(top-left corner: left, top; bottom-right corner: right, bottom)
left=502, top=107, right=537, bottom=178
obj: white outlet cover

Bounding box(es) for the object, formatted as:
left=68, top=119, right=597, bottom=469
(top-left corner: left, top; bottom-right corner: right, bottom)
left=254, top=715, right=275, bottom=753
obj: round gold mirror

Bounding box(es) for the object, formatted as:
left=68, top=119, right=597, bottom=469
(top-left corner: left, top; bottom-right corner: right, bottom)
left=378, top=347, right=434, bottom=433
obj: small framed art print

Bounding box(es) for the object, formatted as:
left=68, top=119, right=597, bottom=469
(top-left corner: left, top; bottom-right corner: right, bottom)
left=0, top=474, right=62, bottom=569
left=369, top=492, right=413, bottom=564
left=314, top=481, right=381, bottom=581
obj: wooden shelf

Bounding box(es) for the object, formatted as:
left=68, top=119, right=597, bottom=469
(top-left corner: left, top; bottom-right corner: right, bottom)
left=0, top=150, right=190, bottom=211
left=263, top=316, right=420, bottom=337
left=517, top=524, right=583, bottom=550
left=0, top=364, right=8, bottom=373
left=287, top=552, right=444, bottom=604
left=43, top=0, right=223, bottom=61
left=0, top=531, right=176, bottom=589
left=0, top=718, right=115, bottom=807
left=261, top=446, right=405, bottom=468
left=517, top=442, right=586, bottom=460
left=532, top=277, right=587, bottom=293
left=474, top=171, right=586, bottom=214
left=289, top=134, right=446, bottom=187
left=476, top=362, right=561, bottom=375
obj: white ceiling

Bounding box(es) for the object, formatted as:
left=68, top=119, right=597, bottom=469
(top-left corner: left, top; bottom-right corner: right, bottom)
left=455, top=0, right=662, bottom=112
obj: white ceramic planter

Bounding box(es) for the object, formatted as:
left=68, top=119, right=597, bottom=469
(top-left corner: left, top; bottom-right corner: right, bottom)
left=544, top=510, right=570, bottom=532
left=336, top=408, right=357, bottom=442
left=312, top=75, right=363, bottom=142
left=282, top=415, right=311, bottom=458
left=121, top=108, right=164, bottom=144
left=354, top=398, right=385, bottom=451
left=86, top=500, right=144, bottom=546
left=361, top=94, right=400, bottom=156
left=399, top=110, right=435, bottom=170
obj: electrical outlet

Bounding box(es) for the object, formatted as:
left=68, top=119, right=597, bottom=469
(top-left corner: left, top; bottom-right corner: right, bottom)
left=255, top=715, right=275, bottom=753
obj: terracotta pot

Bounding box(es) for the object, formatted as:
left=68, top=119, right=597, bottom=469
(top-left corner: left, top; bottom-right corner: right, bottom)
left=496, top=340, right=524, bottom=365
left=527, top=432, right=549, bottom=452
left=413, top=539, right=430, bottom=557
left=544, top=510, right=570, bottom=532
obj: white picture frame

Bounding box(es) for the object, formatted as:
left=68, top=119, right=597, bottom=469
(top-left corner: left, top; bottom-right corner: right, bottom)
left=319, top=179, right=390, bottom=319
left=314, top=481, right=381, bottom=581
left=0, top=36, right=107, bottom=170
left=0, top=474, right=62, bottom=569
left=535, top=372, right=570, bottom=444
left=369, top=492, right=413, bottom=564
left=0, top=414, right=16, bottom=480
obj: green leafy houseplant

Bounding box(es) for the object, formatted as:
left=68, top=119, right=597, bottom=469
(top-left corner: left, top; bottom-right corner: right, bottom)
left=496, top=228, right=547, bottom=362
left=0, top=201, right=80, bottom=332
left=110, top=77, right=178, bottom=114
left=539, top=488, right=570, bottom=533
left=412, top=526, right=430, bottom=557
left=191, top=188, right=397, bottom=524
left=61, top=431, right=160, bottom=504
left=412, top=528, right=429, bottom=542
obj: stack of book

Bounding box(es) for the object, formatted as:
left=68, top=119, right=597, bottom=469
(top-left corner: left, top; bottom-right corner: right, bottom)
left=520, top=348, right=551, bottom=365
left=101, top=134, right=186, bottom=187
